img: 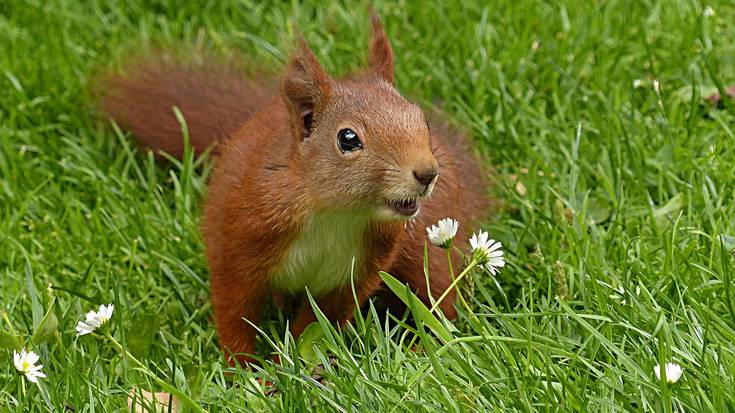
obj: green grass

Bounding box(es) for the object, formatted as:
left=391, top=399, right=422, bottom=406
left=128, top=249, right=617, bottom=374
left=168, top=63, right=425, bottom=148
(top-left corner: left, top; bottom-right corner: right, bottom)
left=2, top=0, right=735, bottom=411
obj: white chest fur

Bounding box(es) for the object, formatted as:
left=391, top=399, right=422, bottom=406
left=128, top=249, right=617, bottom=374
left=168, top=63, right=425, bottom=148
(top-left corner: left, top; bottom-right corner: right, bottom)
left=271, top=212, right=368, bottom=297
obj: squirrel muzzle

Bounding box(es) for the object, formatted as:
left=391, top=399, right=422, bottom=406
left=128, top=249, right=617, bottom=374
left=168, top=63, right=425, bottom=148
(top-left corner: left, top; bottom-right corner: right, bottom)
left=377, top=150, right=439, bottom=220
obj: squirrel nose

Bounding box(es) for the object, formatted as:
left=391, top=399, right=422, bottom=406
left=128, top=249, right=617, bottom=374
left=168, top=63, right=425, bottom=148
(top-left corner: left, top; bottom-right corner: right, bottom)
left=413, top=168, right=438, bottom=187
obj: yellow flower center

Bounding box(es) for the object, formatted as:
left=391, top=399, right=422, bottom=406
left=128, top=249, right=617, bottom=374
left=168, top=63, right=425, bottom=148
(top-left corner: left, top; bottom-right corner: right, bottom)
left=22, top=361, right=29, bottom=370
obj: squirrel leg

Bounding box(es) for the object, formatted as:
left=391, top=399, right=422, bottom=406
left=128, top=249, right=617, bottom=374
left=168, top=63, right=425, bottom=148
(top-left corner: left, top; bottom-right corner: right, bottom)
left=211, top=275, right=268, bottom=366
left=289, top=288, right=357, bottom=338
left=290, top=271, right=385, bottom=338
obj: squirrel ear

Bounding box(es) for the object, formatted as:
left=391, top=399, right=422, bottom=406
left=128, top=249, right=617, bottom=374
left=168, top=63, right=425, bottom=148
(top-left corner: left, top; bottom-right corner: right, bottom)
left=368, top=12, right=394, bottom=84
left=281, top=38, right=332, bottom=140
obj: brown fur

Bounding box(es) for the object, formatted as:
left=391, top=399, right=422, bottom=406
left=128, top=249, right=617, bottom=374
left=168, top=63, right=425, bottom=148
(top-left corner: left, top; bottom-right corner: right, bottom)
left=97, top=16, right=490, bottom=366
left=97, top=55, right=273, bottom=158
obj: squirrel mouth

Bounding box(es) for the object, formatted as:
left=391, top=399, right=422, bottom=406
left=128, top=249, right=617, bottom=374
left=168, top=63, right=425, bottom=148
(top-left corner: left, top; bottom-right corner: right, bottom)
left=387, top=198, right=420, bottom=217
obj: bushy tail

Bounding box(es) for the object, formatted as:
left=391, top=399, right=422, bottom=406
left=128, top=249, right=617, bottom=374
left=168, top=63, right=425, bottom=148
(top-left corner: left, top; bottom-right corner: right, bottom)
left=96, top=55, right=273, bottom=159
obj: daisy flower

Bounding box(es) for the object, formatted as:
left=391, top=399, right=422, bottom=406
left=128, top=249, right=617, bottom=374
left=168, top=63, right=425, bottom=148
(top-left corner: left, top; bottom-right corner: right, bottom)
left=426, top=218, right=459, bottom=249
left=76, top=303, right=115, bottom=336
left=654, top=362, right=683, bottom=384
left=469, top=230, right=505, bottom=275
left=14, top=349, right=47, bottom=383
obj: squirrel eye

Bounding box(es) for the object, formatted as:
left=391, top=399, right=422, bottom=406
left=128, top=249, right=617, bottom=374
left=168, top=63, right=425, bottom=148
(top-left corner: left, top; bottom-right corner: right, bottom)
left=337, top=128, right=363, bottom=153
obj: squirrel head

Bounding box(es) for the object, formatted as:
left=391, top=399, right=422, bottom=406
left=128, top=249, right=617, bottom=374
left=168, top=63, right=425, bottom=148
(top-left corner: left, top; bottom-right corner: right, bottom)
left=281, top=15, right=438, bottom=221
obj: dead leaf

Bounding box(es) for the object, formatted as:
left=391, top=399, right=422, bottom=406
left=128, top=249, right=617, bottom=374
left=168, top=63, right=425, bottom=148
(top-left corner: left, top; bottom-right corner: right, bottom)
left=127, top=388, right=180, bottom=413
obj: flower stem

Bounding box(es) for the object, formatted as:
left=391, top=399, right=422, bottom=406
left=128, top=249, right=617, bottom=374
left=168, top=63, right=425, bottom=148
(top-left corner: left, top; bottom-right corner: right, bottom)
left=446, top=248, right=455, bottom=281
left=445, top=249, right=475, bottom=317
left=104, top=332, right=207, bottom=413
left=430, top=258, right=479, bottom=313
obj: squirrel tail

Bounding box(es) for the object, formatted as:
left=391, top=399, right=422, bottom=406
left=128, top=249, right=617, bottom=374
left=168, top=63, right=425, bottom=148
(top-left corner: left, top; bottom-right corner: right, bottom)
left=96, top=55, right=272, bottom=159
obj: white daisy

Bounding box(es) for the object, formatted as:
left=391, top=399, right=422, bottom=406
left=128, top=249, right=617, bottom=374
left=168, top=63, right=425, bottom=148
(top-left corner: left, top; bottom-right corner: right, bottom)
left=703, top=6, right=715, bottom=17
left=76, top=303, right=115, bottom=336
left=652, top=79, right=661, bottom=94
left=13, top=349, right=47, bottom=383
left=654, top=362, right=683, bottom=384
left=426, top=218, right=459, bottom=249
left=469, top=230, right=505, bottom=275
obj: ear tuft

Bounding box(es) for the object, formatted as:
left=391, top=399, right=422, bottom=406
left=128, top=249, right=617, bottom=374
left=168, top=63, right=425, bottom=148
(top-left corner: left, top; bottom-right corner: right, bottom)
left=281, top=37, right=332, bottom=140
left=368, top=12, right=395, bottom=85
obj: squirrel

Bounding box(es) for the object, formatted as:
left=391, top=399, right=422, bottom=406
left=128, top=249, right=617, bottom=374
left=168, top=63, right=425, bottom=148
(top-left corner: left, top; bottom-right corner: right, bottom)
left=97, top=15, right=490, bottom=365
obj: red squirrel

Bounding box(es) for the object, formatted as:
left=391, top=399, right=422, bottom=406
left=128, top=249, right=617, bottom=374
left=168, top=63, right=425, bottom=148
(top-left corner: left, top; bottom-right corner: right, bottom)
left=98, top=15, right=489, bottom=365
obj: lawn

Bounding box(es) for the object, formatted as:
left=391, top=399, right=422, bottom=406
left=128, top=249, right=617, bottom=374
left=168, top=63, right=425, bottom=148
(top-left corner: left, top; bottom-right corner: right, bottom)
left=2, top=0, right=735, bottom=411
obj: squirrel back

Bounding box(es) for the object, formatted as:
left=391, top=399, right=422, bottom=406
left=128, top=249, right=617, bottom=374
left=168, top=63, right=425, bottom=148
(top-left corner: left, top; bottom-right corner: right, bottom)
left=97, top=56, right=273, bottom=158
